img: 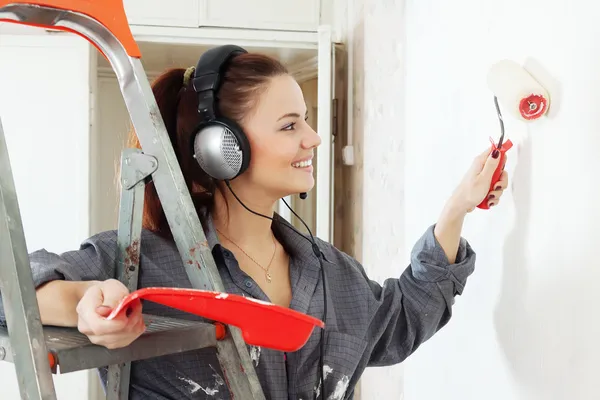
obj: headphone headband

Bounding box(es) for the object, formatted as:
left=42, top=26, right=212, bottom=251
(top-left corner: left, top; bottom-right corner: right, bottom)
left=190, top=45, right=251, bottom=181
left=192, top=44, right=248, bottom=122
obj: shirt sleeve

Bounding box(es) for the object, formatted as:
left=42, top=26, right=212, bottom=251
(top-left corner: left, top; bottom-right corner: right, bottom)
left=0, top=230, right=118, bottom=325
left=361, top=224, right=476, bottom=366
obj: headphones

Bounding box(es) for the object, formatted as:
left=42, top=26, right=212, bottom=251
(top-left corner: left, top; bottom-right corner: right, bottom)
left=190, top=44, right=251, bottom=181
left=189, top=45, right=308, bottom=199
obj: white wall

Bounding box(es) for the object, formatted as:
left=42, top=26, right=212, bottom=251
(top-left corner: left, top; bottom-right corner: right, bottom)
left=0, top=31, right=95, bottom=399
left=402, top=1, right=600, bottom=400
left=347, top=0, right=406, bottom=399
left=90, top=73, right=131, bottom=235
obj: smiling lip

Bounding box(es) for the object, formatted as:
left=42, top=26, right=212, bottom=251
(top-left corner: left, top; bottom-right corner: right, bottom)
left=291, top=157, right=313, bottom=169
left=292, top=155, right=313, bottom=164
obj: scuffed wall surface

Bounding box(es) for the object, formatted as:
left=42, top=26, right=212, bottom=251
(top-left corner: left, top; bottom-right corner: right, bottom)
left=402, top=1, right=600, bottom=400
left=346, top=0, right=406, bottom=398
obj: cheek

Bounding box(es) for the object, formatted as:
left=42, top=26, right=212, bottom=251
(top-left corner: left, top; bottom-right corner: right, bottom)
left=250, top=140, right=296, bottom=170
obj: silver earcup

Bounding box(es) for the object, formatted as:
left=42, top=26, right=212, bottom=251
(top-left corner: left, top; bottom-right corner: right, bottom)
left=193, top=123, right=244, bottom=180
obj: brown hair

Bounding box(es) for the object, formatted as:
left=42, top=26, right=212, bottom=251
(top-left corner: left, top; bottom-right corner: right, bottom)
left=125, top=52, right=288, bottom=238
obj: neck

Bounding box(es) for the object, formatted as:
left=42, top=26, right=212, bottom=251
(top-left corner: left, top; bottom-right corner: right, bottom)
left=212, top=182, right=278, bottom=248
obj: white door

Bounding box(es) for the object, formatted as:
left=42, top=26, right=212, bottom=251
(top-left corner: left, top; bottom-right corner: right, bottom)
left=0, top=30, right=95, bottom=399
left=278, top=26, right=336, bottom=243
left=315, top=26, right=335, bottom=243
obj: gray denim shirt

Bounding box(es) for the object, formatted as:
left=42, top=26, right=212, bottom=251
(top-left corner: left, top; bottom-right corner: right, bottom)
left=0, top=212, right=475, bottom=400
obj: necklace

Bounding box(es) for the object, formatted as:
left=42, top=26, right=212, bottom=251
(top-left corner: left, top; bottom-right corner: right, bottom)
left=216, top=228, right=277, bottom=283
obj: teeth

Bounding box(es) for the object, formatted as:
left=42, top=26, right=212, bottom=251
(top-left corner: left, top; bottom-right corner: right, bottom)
left=292, top=159, right=312, bottom=168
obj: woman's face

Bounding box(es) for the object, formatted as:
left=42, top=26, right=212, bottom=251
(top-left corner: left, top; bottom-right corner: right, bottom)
left=239, top=74, right=321, bottom=200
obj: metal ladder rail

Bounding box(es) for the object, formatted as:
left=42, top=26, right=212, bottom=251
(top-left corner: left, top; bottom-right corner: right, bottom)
left=0, top=105, right=57, bottom=400
left=0, top=1, right=266, bottom=399
left=106, top=148, right=153, bottom=399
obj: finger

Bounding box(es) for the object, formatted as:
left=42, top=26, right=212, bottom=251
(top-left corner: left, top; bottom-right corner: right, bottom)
left=85, top=315, right=130, bottom=336
left=470, top=147, right=493, bottom=173
left=496, top=170, right=509, bottom=190
left=95, top=305, right=113, bottom=318
left=76, top=285, right=112, bottom=332
left=80, top=303, right=130, bottom=335
left=132, top=317, right=147, bottom=336
left=76, top=284, right=104, bottom=316
left=129, top=299, right=143, bottom=319
left=78, top=311, right=127, bottom=336
left=488, top=173, right=509, bottom=193
left=87, top=333, right=133, bottom=350
left=476, top=146, right=493, bottom=161
left=479, top=149, right=502, bottom=180
left=487, top=196, right=501, bottom=208
left=486, top=189, right=503, bottom=203
left=99, top=279, right=130, bottom=309
left=123, top=302, right=143, bottom=331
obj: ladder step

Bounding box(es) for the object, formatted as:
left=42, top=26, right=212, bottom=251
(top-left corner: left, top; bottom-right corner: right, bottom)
left=0, top=314, right=221, bottom=374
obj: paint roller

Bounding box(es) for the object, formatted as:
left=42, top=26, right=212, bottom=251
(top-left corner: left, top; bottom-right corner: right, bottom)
left=477, top=59, right=550, bottom=210
left=487, top=59, right=550, bottom=121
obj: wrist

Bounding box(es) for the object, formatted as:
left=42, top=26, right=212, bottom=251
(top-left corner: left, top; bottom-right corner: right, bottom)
left=74, top=280, right=100, bottom=301
left=441, top=196, right=469, bottom=221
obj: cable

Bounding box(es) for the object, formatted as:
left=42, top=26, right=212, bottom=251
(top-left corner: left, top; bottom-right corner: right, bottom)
left=224, top=180, right=327, bottom=399
left=281, top=198, right=327, bottom=400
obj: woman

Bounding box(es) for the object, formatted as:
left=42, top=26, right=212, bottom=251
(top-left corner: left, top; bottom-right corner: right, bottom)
left=0, top=45, right=507, bottom=399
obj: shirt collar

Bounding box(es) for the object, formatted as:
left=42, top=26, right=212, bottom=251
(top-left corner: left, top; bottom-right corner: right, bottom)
left=201, top=208, right=318, bottom=268
left=200, top=207, right=323, bottom=315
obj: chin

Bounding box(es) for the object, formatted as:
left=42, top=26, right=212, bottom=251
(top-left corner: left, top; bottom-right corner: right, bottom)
left=279, top=183, right=314, bottom=199
left=269, top=174, right=314, bottom=199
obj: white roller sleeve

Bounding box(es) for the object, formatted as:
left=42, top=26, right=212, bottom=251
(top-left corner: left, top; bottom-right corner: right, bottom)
left=487, top=59, right=550, bottom=121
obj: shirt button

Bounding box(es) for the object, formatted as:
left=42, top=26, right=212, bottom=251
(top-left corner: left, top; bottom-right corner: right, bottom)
left=244, top=280, right=253, bottom=288
left=223, top=250, right=232, bottom=258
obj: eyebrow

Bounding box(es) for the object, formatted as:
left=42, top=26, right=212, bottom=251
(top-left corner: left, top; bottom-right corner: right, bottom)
left=277, top=110, right=309, bottom=121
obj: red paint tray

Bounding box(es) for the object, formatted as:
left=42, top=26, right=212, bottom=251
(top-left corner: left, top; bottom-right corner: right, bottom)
left=107, top=287, right=325, bottom=352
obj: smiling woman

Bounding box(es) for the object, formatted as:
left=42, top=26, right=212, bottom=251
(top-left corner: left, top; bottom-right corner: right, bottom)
left=1, top=44, right=508, bottom=400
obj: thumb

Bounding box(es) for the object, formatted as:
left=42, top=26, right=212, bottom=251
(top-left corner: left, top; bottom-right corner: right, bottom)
left=480, top=149, right=501, bottom=179
left=95, top=305, right=113, bottom=318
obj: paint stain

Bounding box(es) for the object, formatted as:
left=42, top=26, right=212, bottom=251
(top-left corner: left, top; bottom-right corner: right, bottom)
left=314, top=365, right=333, bottom=398
left=210, top=364, right=225, bottom=386
left=328, top=375, right=349, bottom=400
left=250, top=346, right=261, bottom=367
left=246, top=298, right=273, bottom=306
left=323, top=365, right=333, bottom=379
left=314, top=366, right=348, bottom=400
left=177, top=366, right=225, bottom=397
left=177, top=376, right=201, bottom=394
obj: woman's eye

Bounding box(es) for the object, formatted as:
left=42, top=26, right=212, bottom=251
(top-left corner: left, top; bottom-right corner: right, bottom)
left=282, top=116, right=308, bottom=131
left=282, top=122, right=296, bottom=131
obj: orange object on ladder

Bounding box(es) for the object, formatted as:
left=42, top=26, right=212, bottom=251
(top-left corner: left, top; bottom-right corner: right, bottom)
left=0, top=0, right=140, bottom=57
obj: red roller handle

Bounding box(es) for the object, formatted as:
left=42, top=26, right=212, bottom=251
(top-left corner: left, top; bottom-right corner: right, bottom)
left=477, top=138, right=513, bottom=210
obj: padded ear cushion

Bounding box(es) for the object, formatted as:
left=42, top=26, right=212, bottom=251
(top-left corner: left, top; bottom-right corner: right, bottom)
left=217, top=116, right=251, bottom=177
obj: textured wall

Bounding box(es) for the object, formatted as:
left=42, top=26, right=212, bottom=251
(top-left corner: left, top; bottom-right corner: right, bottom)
left=345, top=0, right=406, bottom=398
left=402, top=1, right=600, bottom=400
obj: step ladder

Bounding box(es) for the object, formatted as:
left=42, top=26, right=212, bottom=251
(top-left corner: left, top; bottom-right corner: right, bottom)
left=0, top=1, right=267, bottom=399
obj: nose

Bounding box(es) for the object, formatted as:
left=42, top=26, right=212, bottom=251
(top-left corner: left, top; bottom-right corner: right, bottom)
left=301, top=124, right=321, bottom=149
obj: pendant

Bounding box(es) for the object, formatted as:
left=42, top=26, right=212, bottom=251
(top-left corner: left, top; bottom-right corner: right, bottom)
left=266, top=272, right=272, bottom=283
